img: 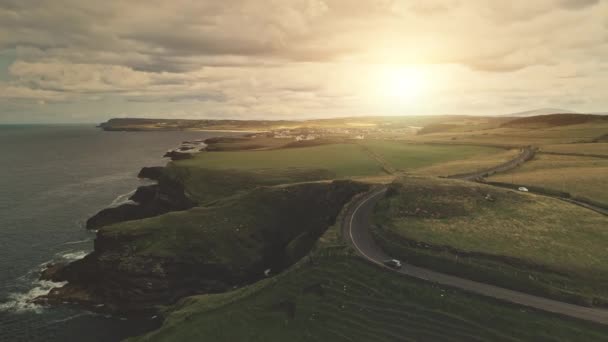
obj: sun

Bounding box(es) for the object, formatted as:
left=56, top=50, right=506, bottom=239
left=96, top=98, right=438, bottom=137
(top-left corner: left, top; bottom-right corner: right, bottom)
left=382, top=66, right=428, bottom=99
left=371, top=65, right=430, bottom=106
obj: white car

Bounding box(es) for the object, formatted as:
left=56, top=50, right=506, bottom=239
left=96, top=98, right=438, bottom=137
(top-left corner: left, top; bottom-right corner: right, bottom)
left=518, top=187, right=529, bottom=192
left=383, top=259, right=402, bottom=269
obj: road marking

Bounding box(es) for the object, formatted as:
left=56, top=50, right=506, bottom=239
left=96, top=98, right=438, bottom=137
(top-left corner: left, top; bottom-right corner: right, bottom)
left=346, top=186, right=608, bottom=325
left=348, top=188, right=431, bottom=279
left=348, top=188, right=388, bottom=268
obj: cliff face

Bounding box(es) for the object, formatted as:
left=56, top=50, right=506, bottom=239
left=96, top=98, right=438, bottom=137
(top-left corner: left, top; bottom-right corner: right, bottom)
left=86, top=168, right=196, bottom=230
left=40, top=180, right=369, bottom=314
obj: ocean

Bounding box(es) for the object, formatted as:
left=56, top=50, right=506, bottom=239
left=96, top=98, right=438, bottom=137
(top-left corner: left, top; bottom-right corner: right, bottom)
left=0, top=125, right=230, bottom=342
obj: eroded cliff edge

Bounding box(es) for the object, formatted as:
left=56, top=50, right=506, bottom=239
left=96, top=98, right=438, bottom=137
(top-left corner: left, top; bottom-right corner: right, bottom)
left=38, top=175, right=368, bottom=314
left=86, top=167, right=196, bottom=230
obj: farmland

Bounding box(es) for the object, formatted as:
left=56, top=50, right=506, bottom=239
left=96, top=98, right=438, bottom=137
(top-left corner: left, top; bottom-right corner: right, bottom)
left=372, top=176, right=608, bottom=306
left=62, top=114, right=608, bottom=341
left=164, top=141, right=506, bottom=204
left=129, top=214, right=608, bottom=342
left=488, top=154, right=608, bottom=206
left=413, top=148, right=521, bottom=177
left=358, top=141, right=502, bottom=172
left=411, top=122, right=608, bottom=147
left=540, top=143, right=608, bottom=157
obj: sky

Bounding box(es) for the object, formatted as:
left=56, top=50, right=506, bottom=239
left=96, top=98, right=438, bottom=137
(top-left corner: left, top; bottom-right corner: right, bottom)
left=0, top=0, right=607, bottom=123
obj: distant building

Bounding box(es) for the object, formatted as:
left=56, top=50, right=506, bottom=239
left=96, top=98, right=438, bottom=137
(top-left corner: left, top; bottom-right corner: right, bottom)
left=353, top=135, right=365, bottom=140
left=295, top=134, right=317, bottom=141
left=273, top=130, right=294, bottom=138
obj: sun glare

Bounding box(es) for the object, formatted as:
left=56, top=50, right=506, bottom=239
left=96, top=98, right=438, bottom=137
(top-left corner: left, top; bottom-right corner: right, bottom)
left=371, top=65, right=430, bottom=107
left=382, top=66, right=428, bottom=99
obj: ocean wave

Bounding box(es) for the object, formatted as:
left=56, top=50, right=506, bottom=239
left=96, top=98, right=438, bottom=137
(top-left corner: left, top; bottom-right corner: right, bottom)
left=57, top=250, right=88, bottom=261
left=0, top=280, right=66, bottom=314
left=61, top=238, right=92, bottom=246
left=110, top=189, right=136, bottom=207
left=43, top=312, right=94, bottom=326
left=34, top=172, right=136, bottom=202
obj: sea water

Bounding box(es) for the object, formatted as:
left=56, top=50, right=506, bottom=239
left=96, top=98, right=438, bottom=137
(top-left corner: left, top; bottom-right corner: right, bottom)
left=0, top=125, right=228, bottom=342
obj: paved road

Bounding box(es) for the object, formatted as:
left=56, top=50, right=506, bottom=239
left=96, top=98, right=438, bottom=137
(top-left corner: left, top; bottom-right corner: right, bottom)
left=344, top=188, right=608, bottom=325
left=343, top=145, right=608, bottom=325
left=447, top=146, right=537, bottom=181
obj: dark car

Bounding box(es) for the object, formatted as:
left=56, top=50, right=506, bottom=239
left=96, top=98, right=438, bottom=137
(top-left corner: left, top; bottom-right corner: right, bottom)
left=383, top=259, right=402, bottom=269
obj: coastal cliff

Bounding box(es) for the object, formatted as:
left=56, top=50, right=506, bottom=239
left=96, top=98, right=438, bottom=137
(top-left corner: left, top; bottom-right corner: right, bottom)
left=39, top=180, right=368, bottom=313
left=86, top=167, right=196, bottom=230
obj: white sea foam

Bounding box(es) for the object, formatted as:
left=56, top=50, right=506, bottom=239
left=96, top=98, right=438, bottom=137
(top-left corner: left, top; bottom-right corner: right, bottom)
left=0, top=280, right=66, bottom=314
left=44, top=312, right=92, bottom=326
left=110, top=189, right=136, bottom=207
left=58, top=250, right=88, bottom=261
left=61, top=238, right=92, bottom=246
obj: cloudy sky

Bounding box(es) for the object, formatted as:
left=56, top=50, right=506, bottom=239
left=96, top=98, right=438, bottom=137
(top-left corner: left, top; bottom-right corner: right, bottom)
left=1, top=0, right=607, bottom=123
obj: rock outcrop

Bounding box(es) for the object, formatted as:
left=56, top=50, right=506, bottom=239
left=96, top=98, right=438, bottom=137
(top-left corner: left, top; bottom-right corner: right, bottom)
left=163, top=150, right=193, bottom=161
left=85, top=169, right=196, bottom=230
left=137, top=166, right=164, bottom=180
left=38, top=180, right=369, bottom=314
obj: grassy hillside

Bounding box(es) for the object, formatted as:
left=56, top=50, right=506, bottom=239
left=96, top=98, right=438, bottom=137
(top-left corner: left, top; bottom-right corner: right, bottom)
left=100, top=118, right=298, bottom=132
left=540, top=143, right=608, bottom=157
left=411, top=122, right=608, bottom=146
left=413, top=149, right=520, bottom=177
left=163, top=166, right=336, bottom=204
left=99, top=116, right=509, bottom=133
left=373, top=177, right=608, bottom=306
left=102, top=181, right=366, bottom=266
left=501, top=114, right=608, bottom=129
left=358, top=141, right=502, bottom=172
left=164, top=142, right=508, bottom=204
left=51, top=181, right=368, bottom=311
left=129, top=205, right=608, bottom=342
left=174, top=144, right=382, bottom=178
left=488, top=154, right=608, bottom=206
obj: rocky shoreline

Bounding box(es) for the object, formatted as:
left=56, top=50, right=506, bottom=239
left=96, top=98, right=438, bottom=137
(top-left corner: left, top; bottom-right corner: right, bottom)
left=34, top=142, right=367, bottom=315
left=86, top=167, right=196, bottom=230
left=34, top=139, right=204, bottom=314
left=36, top=163, right=198, bottom=314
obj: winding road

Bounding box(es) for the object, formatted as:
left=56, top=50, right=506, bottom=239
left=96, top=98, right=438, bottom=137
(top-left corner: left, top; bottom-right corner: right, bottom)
left=342, top=146, right=608, bottom=326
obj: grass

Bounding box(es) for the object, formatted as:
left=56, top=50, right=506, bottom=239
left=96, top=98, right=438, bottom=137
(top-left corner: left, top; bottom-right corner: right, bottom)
left=488, top=154, right=608, bottom=206
left=164, top=141, right=509, bottom=204
left=178, top=141, right=505, bottom=177
left=163, top=166, right=336, bottom=204
left=163, top=143, right=381, bottom=204
left=100, top=181, right=368, bottom=289
left=129, top=215, right=608, bottom=342
left=414, top=148, right=521, bottom=177
left=540, top=143, right=608, bottom=157
left=174, top=143, right=383, bottom=178
left=359, top=141, right=502, bottom=171
left=373, top=176, right=608, bottom=306
left=411, top=122, right=608, bottom=146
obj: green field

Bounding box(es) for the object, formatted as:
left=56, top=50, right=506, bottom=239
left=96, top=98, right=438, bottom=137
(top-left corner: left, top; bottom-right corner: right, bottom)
left=86, top=115, right=608, bottom=341
left=175, top=144, right=382, bottom=178
left=359, top=141, right=502, bottom=171
left=373, top=177, right=608, bottom=306
left=414, top=149, right=520, bottom=177
left=541, top=143, right=608, bottom=156
left=411, top=122, right=608, bottom=146
left=488, top=154, right=608, bottom=206
left=130, top=213, right=608, bottom=342
left=165, top=142, right=508, bottom=204
left=177, top=142, right=505, bottom=176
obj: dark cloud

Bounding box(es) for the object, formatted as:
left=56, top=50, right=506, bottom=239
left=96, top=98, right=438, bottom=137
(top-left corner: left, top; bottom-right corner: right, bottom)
left=0, top=0, right=607, bottom=121
left=558, top=0, right=600, bottom=10
left=126, top=92, right=226, bottom=103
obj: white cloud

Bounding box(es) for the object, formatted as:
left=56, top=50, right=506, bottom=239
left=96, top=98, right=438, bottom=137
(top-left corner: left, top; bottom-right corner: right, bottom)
left=0, top=0, right=607, bottom=120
